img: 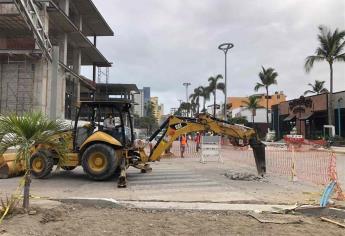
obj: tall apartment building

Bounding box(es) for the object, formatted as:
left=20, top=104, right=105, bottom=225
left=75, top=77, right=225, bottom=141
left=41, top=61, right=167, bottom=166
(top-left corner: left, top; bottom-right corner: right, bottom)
left=0, top=0, right=113, bottom=119
left=158, top=103, right=164, bottom=120
left=133, top=89, right=144, bottom=117
left=143, top=87, right=150, bottom=104
left=150, top=96, right=159, bottom=121
left=150, top=96, right=164, bottom=122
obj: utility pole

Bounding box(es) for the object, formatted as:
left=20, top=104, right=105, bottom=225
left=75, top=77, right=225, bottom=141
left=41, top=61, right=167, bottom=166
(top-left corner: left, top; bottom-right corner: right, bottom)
left=183, top=82, right=191, bottom=103
left=218, top=43, right=234, bottom=119
left=338, top=97, right=343, bottom=136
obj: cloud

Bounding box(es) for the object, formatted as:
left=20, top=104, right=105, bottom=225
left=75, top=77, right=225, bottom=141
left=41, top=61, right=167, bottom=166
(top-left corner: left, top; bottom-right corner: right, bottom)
left=83, top=0, right=345, bottom=112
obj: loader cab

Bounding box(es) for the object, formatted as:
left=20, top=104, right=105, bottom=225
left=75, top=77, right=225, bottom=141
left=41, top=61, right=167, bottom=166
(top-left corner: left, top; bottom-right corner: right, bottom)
left=73, top=100, right=134, bottom=151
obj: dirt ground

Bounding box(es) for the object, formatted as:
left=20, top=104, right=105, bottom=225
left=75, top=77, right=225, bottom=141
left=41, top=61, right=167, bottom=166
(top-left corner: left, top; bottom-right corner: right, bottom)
left=1, top=202, right=344, bottom=236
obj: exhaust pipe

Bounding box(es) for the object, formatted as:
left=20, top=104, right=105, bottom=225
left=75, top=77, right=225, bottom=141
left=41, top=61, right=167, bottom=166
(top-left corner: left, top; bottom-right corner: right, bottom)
left=0, top=153, right=25, bottom=179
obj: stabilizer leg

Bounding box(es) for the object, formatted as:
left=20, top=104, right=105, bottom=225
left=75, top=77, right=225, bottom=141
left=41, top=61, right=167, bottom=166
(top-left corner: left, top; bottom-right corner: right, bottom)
left=117, top=158, right=127, bottom=188
left=140, top=164, right=152, bottom=173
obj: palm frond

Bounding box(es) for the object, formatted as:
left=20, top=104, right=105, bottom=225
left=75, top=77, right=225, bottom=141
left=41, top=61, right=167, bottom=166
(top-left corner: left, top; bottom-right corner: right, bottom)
left=334, top=52, right=345, bottom=62
left=304, top=90, right=315, bottom=95
left=216, top=82, right=225, bottom=94
left=304, top=55, right=325, bottom=72
left=254, top=83, right=264, bottom=92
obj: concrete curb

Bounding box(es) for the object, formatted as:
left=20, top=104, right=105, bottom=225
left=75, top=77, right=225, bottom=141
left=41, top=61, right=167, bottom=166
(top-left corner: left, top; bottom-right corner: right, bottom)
left=54, top=197, right=298, bottom=213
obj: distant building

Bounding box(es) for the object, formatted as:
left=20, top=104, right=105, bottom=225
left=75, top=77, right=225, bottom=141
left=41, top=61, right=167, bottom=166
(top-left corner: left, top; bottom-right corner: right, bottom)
left=228, top=91, right=286, bottom=110
left=143, top=87, right=151, bottom=116
left=158, top=103, right=164, bottom=120
left=150, top=97, right=159, bottom=122
left=271, top=91, right=345, bottom=139
left=133, top=89, right=144, bottom=117
left=143, top=87, right=151, bottom=104
left=150, top=96, right=164, bottom=122
left=232, top=107, right=269, bottom=123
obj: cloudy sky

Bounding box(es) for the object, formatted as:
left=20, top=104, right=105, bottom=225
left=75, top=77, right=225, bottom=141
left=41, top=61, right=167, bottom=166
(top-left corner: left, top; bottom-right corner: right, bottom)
left=83, top=0, right=345, bottom=113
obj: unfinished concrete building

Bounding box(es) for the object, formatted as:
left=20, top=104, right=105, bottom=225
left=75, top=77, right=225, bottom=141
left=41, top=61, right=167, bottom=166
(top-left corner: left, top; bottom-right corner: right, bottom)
left=0, top=0, right=113, bottom=119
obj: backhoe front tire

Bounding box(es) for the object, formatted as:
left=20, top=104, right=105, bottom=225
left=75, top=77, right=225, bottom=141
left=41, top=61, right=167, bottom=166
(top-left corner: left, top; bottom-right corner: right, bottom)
left=81, top=143, right=119, bottom=180
left=30, top=151, right=54, bottom=179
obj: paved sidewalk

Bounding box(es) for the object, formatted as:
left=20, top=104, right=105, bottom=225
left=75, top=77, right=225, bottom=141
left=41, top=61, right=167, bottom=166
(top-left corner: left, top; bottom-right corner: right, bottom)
left=0, top=155, right=322, bottom=205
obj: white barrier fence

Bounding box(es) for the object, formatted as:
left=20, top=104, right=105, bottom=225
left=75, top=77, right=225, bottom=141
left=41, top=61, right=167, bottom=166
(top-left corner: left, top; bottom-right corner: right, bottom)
left=200, top=136, right=222, bottom=163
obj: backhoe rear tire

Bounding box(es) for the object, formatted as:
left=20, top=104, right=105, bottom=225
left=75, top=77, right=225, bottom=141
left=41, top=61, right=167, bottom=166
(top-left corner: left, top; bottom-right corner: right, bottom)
left=81, top=143, right=119, bottom=180
left=30, top=151, right=54, bottom=179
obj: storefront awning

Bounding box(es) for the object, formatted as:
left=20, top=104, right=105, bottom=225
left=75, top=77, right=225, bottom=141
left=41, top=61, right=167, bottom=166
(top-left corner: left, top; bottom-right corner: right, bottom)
left=284, top=114, right=295, bottom=121
left=299, top=113, right=313, bottom=120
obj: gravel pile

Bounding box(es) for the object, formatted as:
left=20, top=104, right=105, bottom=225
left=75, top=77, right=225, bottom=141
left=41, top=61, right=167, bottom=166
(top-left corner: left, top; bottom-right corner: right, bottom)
left=223, top=171, right=266, bottom=182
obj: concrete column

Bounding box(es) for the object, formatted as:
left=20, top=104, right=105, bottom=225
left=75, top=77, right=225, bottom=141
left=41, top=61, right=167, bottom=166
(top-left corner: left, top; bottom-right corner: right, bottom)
left=58, top=33, right=68, bottom=65
left=72, top=48, right=81, bottom=74
left=59, top=0, right=70, bottom=15
left=33, top=59, right=48, bottom=114
left=49, top=46, right=59, bottom=119
left=55, top=66, right=66, bottom=119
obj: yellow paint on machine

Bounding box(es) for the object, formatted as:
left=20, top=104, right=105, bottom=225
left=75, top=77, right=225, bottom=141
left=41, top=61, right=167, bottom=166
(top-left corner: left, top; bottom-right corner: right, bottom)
left=80, top=131, right=122, bottom=151
left=0, top=153, right=25, bottom=179
left=63, top=153, right=79, bottom=167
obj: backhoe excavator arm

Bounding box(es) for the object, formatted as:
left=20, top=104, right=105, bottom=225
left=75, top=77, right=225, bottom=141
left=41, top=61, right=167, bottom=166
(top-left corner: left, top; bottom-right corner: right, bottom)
left=139, top=114, right=266, bottom=176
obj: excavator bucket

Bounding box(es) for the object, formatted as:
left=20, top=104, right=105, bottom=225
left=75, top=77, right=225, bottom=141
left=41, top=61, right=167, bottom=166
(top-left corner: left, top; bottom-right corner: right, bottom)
left=0, top=153, right=25, bottom=179
left=250, top=141, right=266, bottom=176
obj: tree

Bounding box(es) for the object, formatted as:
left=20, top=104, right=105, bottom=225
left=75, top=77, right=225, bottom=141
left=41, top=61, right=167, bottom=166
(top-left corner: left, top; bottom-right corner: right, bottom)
left=305, top=25, right=345, bottom=125
left=304, top=80, right=329, bottom=95
left=228, top=116, right=248, bottom=125
left=189, top=86, right=203, bottom=114
left=242, top=95, right=264, bottom=124
left=254, top=66, right=278, bottom=124
left=199, top=86, right=210, bottom=112
left=179, top=102, right=192, bottom=117
left=207, top=74, right=225, bottom=117
left=0, top=113, right=69, bottom=210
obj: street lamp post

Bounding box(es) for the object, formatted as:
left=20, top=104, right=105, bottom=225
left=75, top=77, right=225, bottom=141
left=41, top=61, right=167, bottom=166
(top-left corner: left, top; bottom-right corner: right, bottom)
left=183, top=82, right=191, bottom=103
left=218, top=43, right=234, bottom=119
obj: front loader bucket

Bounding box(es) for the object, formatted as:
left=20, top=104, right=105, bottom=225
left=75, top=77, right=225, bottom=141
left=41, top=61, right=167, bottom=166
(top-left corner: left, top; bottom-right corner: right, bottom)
left=0, top=153, right=25, bottom=179
left=250, top=141, right=266, bottom=176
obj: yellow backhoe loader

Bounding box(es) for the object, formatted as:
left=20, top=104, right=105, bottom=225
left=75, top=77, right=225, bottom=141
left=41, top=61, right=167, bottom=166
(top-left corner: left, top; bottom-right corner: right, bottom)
left=0, top=99, right=266, bottom=187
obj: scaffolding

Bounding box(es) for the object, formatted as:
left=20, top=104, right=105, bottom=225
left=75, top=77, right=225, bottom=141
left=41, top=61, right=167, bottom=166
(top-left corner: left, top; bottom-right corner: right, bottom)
left=97, top=67, right=109, bottom=84
left=12, top=0, right=53, bottom=61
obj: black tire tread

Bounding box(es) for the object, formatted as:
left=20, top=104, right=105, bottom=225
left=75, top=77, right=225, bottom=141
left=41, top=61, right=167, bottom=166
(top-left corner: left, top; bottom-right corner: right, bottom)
left=81, top=143, right=118, bottom=180
left=30, top=151, right=54, bottom=179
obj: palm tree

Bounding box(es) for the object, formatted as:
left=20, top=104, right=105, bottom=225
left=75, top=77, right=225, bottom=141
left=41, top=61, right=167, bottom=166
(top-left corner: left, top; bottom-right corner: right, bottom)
left=0, top=113, right=69, bottom=210
left=242, top=96, right=264, bottom=124
left=189, top=86, right=203, bottom=114
left=207, top=74, right=225, bottom=117
left=179, top=102, right=191, bottom=117
left=199, top=86, right=210, bottom=112
left=305, top=25, right=345, bottom=125
left=254, top=66, right=278, bottom=124
left=304, top=80, right=329, bottom=95
left=190, top=101, right=197, bottom=116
